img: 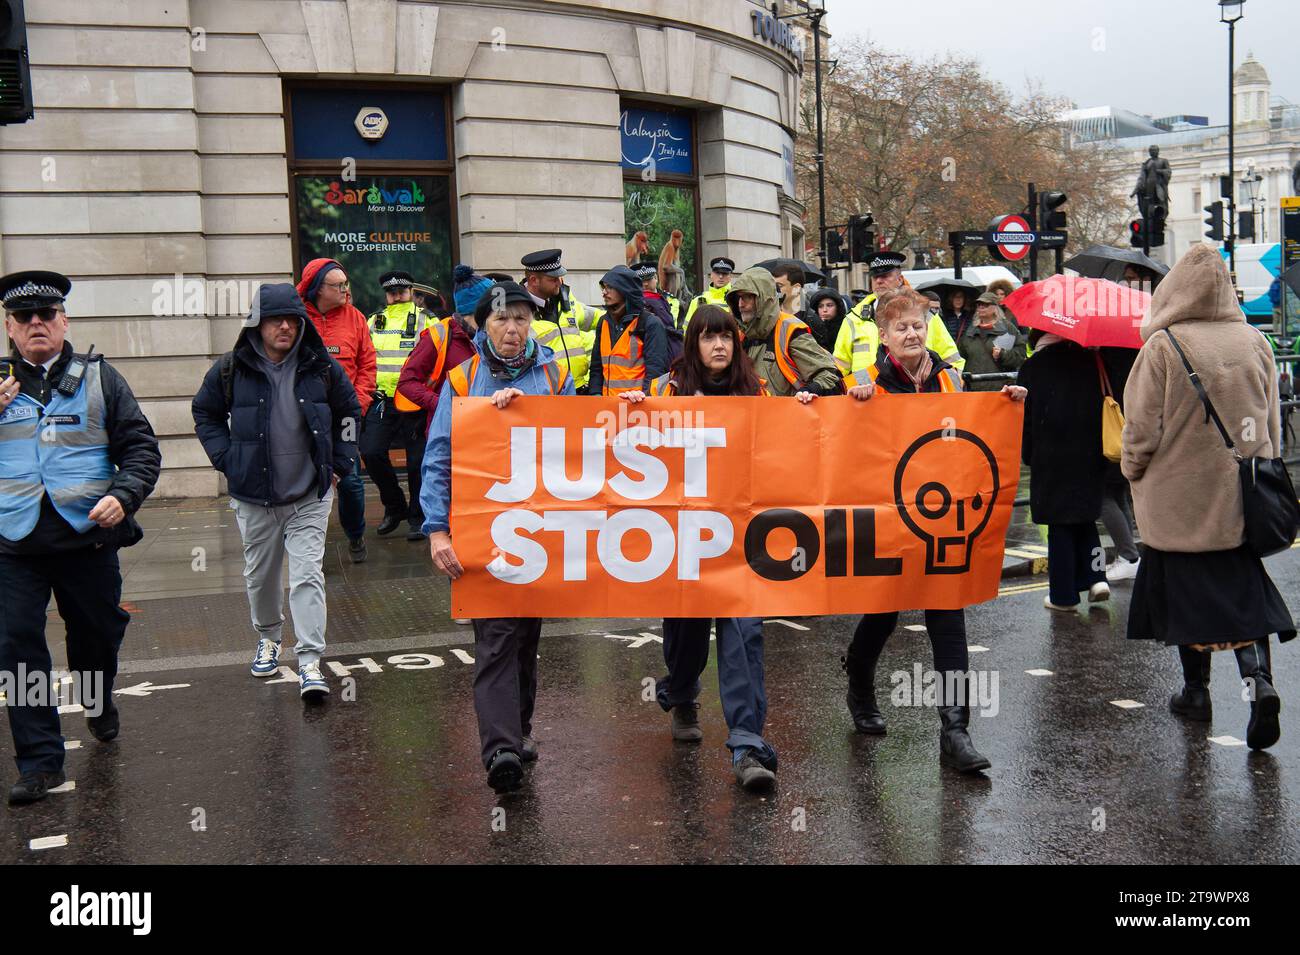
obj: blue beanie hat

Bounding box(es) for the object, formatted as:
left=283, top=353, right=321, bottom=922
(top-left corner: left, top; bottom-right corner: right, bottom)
left=453, top=263, right=493, bottom=317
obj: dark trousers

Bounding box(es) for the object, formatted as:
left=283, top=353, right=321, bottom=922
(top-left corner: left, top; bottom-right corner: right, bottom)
left=0, top=547, right=129, bottom=775
left=850, top=609, right=970, bottom=691
left=657, top=617, right=775, bottom=765
left=360, top=399, right=426, bottom=526
left=1047, top=522, right=1106, bottom=606
left=1101, top=465, right=1140, bottom=562
left=470, top=617, right=541, bottom=769
left=335, top=457, right=366, bottom=541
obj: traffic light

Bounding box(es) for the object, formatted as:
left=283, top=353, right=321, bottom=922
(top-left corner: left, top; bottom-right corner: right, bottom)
left=824, top=228, right=845, bottom=265
left=0, top=0, right=33, bottom=125
left=848, top=214, right=876, bottom=264
left=1129, top=219, right=1146, bottom=248
left=1147, top=205, right=1166, bottom=247
left=1239, top=210, right=1255, bottom=242
left=1037, top=189, right=1067, bottom=230
left=1204, top=200, right=1224, bottom=242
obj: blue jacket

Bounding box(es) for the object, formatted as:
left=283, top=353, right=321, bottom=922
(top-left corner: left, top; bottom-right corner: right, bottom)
left=191, top=318, right=362, bottom=506
left=420, top=335, right=575, bottom=535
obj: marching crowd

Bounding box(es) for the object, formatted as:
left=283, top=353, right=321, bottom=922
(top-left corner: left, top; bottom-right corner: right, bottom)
left=0, top=240, right=1290, bottom=803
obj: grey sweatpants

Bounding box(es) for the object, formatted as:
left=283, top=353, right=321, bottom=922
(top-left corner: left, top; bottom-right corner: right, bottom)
left=231, top=490, right=332, bottom=667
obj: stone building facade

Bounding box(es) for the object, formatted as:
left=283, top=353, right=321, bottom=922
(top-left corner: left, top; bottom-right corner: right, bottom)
left=0, top=0, right=807, bottom=496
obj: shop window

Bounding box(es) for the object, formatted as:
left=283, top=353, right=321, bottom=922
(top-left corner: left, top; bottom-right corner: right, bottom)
left=620, top=102, right=701, bottom=300
left=285, top=84, right=456, bottom=316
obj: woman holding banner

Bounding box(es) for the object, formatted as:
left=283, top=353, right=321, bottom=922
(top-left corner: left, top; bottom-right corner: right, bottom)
left=836, top=288, right=1026, bottom=774
left=621, top=304, right=804, bottom=792
left=420, top=281, right=575, bottom=795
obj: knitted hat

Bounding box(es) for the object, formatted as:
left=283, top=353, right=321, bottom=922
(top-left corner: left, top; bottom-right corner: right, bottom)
left=453, top=263, right=493, bottom=317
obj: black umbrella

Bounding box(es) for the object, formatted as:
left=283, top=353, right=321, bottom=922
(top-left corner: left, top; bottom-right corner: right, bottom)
left=1064, top=245, right=1169, bottom=285
left=750, top=257, right=827, bottom=285
left=911, top=277, right=986, bottom=302
left=1282, top=261, right=1300, bottom=298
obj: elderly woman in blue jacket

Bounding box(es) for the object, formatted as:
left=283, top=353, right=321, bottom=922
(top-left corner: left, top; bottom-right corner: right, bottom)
left=420, top=281, right=575, bottom=794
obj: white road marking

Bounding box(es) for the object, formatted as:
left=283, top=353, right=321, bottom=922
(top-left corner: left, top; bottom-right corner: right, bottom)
left=1025, top=668, right=1054, bottom=677
left=1208, top=735, right=1247, bottom=747
left=49, top=780, right=75, bottom=793
left=1110, top=699, right=1145, bottom=709
left=968, top=645, right=990, bottom=653
left=57, top=703, right=83, bottom=714
left=903, top=625, right=927, bottom=632
left=603, top=633, right=662, bottom=649
left=30, top=835, right=67, bottom=850
left=449, top=648, right=474, bottom=665
left=765, top=619, right=810, bottom=631
left=114, top=681, right=190, bottom=697
left=65, top=740, right=82, bottom=750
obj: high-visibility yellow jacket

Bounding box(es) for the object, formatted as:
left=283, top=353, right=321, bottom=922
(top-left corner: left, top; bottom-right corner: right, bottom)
left=368, top=302, right=436, bottom=396
left=833, top=293, right=964, bottom=374
left=683, top=283, right=731, bottom=325
left=532, top=292, right=599, bottom=389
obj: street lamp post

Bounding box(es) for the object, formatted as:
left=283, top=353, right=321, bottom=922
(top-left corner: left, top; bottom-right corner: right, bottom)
left=1220, top=0, right=1244, bottom=289
left=1241, top=164, right=1263, bottom=240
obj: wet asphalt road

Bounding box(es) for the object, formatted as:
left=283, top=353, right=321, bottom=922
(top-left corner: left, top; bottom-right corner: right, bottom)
left=5, top=543, right=1299, bottom=864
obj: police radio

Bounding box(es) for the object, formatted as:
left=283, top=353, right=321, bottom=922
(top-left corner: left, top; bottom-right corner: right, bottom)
left=55, top=344, right=95, bottom=397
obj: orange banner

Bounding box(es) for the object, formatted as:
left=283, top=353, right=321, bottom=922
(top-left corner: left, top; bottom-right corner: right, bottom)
left=450, top=394, right=1024, bottom=618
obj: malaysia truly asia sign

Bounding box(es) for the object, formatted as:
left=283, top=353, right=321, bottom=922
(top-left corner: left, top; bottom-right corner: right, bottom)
left=449, top=395, right=1024, bottom=617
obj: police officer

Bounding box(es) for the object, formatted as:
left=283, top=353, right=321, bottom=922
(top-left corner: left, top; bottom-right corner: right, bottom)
left=634, top=259, right=683, bottom=330
left=521, top=249, right=599, bottom=393
left=833, top=251, right=963, bottom=374
left=0, top=271, right=161, bottom=804
left=683, top=256, right=735, bottom=325
left=363, top=270, right=434, bottom=539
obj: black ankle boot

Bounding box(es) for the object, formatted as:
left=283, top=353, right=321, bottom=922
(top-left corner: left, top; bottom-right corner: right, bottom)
left=841, top=649, right=886, bottom=734
left=1170, top=645, right=1212, bottom=722
left=938, top=704, right=991, bottom=773
left=1235, top=639, right=1281, bottom=750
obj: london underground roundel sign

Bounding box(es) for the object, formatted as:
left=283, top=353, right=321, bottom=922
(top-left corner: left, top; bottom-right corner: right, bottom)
left=989, top=214, right=1033, bottom=261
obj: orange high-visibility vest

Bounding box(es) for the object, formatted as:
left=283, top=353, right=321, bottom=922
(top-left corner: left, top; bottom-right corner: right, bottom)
left=446, top=354, right=565, bottom=397
left=647, top=373, right=675, bottom=397
left=846, top=361, right=960, bottom=393
left=394, top=318, right=452, bottom=412
left=646, top=373, right=769, bottom=397
left=599, top=316, right=645, bottom=395
left=771, top=313, right=811, bottom=389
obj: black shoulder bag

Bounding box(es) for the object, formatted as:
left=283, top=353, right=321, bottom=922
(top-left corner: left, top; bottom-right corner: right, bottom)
left=1163, top=328, right=1299, bottom=557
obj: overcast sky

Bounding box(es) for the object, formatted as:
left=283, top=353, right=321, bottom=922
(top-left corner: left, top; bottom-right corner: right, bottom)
left=825, top=0, right=1297, bottom=124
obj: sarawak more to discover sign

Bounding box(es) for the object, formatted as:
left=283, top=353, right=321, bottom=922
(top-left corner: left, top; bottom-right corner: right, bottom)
left=449, top=395, right=1024, bottom=618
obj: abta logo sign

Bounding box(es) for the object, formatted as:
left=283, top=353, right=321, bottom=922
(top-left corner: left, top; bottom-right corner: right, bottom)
left=354, top=106, right=389, bottom=140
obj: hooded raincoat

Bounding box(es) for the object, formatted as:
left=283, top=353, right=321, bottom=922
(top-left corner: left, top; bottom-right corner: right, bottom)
left=725, top=267, right=842, bottom=397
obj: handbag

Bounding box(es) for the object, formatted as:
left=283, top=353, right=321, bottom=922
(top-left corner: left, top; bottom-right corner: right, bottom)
left=1095, top=352, right=1124, bottom=463
left=1163, top=328, right=1300, bottom=557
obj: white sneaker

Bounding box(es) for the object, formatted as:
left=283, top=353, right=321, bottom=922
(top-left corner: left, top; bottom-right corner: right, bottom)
left=299, top=663, right=329, bottom=699
left=250, top=638, right=280, bottom=677
left=453, top=618, right=472, bottom=625
left=1044, top=596, right=1077, bottom=612
left=1105, top=557, right=1140, bottom=582
left=1089, top=581, right=1111, bottom=602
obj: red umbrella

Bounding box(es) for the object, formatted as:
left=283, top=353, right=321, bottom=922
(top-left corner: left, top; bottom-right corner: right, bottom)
left=1001, top=275, right=1150, bottom=349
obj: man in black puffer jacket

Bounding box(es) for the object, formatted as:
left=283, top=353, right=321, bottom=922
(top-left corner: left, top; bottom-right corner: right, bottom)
left=192, top=283, right=361, bottom=700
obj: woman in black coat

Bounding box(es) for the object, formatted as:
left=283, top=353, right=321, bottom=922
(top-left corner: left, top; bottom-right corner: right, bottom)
left=1017, top=331, right=1110, bottom=611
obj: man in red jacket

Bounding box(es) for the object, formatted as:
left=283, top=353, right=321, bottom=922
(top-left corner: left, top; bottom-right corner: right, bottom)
left=296, top=258, right=375, bottom=562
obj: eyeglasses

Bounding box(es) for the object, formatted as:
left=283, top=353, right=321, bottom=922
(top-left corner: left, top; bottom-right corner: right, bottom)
left=8, top=307, right=62, bottom=325
left=264, top=316, right=301, bottom=328
left=324, top=281, right=350, bottom=291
